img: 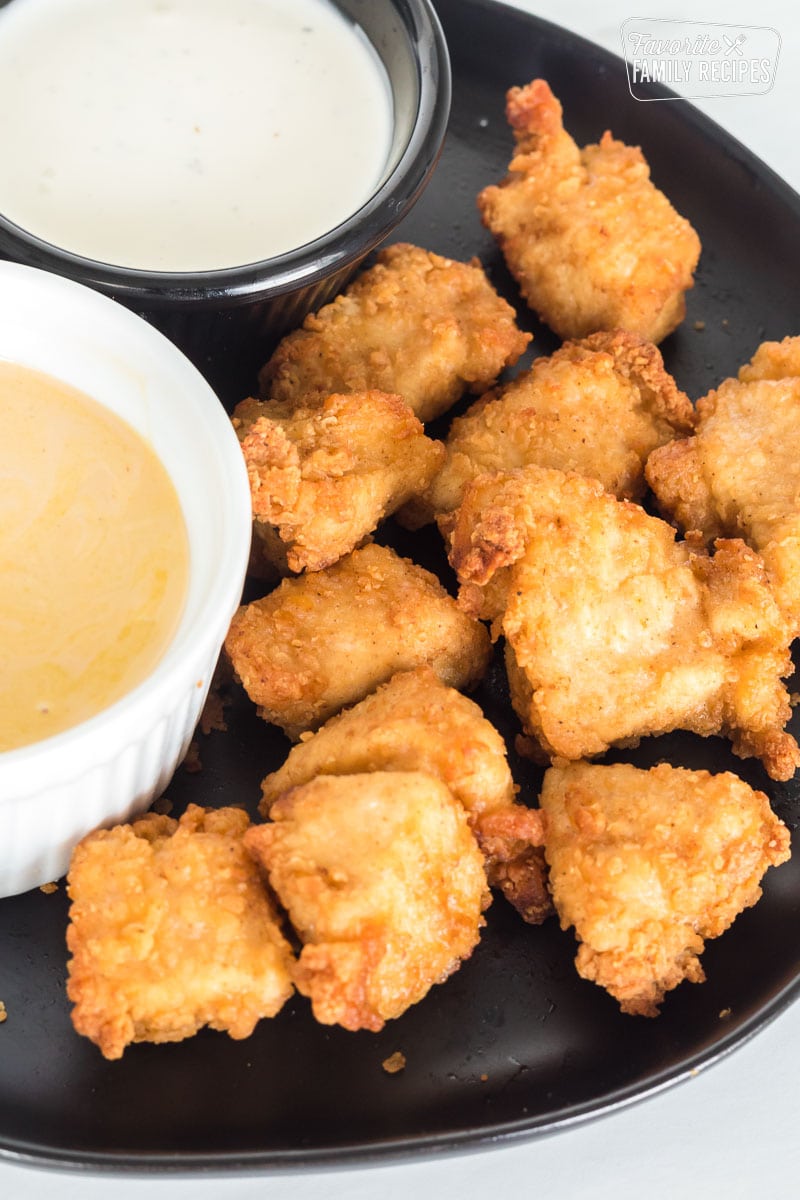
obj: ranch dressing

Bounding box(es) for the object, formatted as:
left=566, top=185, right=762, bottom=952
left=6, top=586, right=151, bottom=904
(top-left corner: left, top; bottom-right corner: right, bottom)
left=0, top=0, right=393, bottom=271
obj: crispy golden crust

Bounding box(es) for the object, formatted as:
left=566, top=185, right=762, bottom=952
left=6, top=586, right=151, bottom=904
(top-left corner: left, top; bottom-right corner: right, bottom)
left=258, top=666, right=550, bottom=923
left=245, top=772, right=490, bottom=1031
left=477, top=80, right=701, bottom=343
left=541, top=761, right=790, bottom=1015
left=448, top=466, right=799, bottom=780
left=647, top=336, right=800, bottom=632
left=472, top=805, right=552, bottom=923
left=259, top=242, right=531, bottom=423
left=408, top=329, right=694, bottom=525
left=259, top=666, right=514, bottom=815
left=66, top=805, right=295, bottom=1060
left=738, top=334, right=800, bottom=382
left=225, top=542, right=491, bottom=740
left=644, top=436, right=719, bottom=536
left=233, top=391, right=444, bottom=573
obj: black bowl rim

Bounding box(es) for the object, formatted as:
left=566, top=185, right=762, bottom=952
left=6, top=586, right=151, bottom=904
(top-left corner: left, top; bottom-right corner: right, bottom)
left=0, top=0, right=451, bottom=307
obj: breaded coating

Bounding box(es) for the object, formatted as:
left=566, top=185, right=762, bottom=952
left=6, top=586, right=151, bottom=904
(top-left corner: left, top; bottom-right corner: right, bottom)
left=647, top=336, right=800, bottom=632
left=66, top=805, right=294, bottom=1060
left=738, top=334, right=800, bottom=382
left=258, top=667, right=514, bottom=815
left=244, top=772, right=490, bottom=1031
left=233, top=391, right=444, bottom=574
left=225, top=542, right=491, bottom=740
left=541, top=761, right=790, bottom=1015
left=259, top=242, right=531, bottom=423
left=407, top=329, right=694, bottom=525
left=259, top=667, right=551, bottom=924
left=477, top=80, right=701, bottom=343
left=449, top=466, right=799, bottom=780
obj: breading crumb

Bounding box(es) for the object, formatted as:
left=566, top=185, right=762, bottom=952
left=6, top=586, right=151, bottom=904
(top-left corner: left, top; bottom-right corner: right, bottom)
left=182, top=740, right=203, bottom=773
left=382, top=1051, right=406, bottom=1074
left=39, top=881, right=58, bottom=894
left=200, top=687, right=228, bottom=736
left=0, top=1001, right=7, bottom=1023
left=694, top=320, right=706, bottom=331
left=150, top=794, right=174, bottom=815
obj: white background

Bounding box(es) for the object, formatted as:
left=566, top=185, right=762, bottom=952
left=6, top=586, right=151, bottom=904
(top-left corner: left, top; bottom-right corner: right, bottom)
left=2, top=0, right=799, bottom=1196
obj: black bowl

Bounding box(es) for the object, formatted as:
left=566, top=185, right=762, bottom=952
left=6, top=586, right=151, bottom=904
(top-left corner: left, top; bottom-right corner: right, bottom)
left=0, top=0, right=451, bottom=406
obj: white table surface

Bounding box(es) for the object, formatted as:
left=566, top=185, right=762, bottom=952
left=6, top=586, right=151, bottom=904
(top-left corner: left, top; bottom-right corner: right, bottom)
left=3, top=0, right=799, bottom=1196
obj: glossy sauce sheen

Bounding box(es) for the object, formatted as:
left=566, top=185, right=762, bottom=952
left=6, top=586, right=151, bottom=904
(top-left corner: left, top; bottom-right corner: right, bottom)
left=0, top=362, right=189, bottom=752
left=0, top=0, right=393, bottom=271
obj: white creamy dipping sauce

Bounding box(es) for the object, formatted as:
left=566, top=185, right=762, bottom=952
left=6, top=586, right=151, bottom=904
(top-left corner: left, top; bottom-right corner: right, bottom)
left=0, top=0, right=393, bottom=271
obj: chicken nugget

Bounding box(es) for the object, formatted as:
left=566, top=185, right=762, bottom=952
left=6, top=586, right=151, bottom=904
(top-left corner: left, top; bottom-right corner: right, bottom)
left=738, top=334, right=800, bottom=382
left=449, top=466, right=799, bottom=780
left=233, top=391, right=444, bottom=574
left=541, top=761, right=790, bottom=1015
left=477, top=80, right=701, bottom=343
left=259, top=242, right=531, bottom=422
left=225, top=542, right=491, bottom=740
left=244, top=772, right=490, bottom=1031
left=406, top=329, right=694, bottom=526
left=66, top=805, right=294, bottom=1060
left=647, top=336, right=800, bottom=632
left=259, top=667, right=550, bottom=924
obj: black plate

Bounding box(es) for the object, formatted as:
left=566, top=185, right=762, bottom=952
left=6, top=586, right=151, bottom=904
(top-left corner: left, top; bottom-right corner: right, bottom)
left=2, top=0, right=800, bottom=1173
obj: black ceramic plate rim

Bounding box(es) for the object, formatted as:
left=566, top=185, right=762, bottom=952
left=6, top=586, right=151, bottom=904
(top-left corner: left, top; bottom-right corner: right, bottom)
left=3, top=0, right=800, bottom=1176
left=3, top=971, right=798, bottom=1176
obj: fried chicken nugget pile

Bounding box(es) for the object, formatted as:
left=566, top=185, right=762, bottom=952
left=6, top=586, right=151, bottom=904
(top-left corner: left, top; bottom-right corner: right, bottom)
left=449, top=466, right=800, bottom=780
left=406, top=329, right=694, bottom=526
left=259, top=667, right=550, bottom=923
left=225, top=542, right=491, bottom=740
left=259, top=242, right=531, bottom=423
left=66, top=806, right=295, bottom=1060
left=540, top=761, right=790, bottom=1015
left=478, top=80, right=701, bottom=344
left=647, top=335, right=800, bottom=633
left=244, top=771, right=490, bottom=1032
left=233, top=391, right=444, bottom=574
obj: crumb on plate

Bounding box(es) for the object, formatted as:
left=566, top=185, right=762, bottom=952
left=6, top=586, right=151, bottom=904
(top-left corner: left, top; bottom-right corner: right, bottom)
left=382, top=1051, right=407, bottom=1074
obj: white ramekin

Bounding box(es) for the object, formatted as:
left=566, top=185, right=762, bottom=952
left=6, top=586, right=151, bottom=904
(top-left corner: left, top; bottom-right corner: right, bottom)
left=0, top=262, right=252, bottom=897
